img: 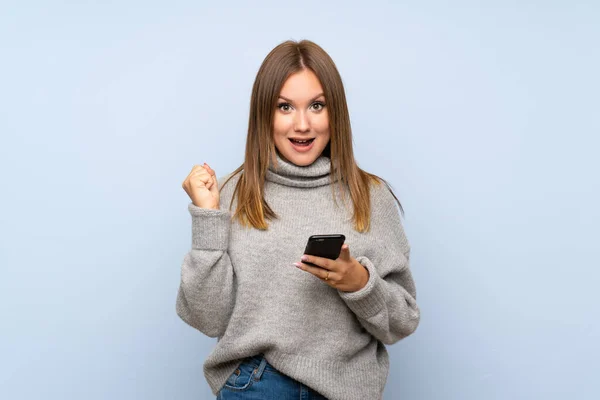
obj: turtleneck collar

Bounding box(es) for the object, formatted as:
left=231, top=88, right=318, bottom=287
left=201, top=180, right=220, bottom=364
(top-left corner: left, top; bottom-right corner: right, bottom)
left=266, top=151, right=334, bottom=188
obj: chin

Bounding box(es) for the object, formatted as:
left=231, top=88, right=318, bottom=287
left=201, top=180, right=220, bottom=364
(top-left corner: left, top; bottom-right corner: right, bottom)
left=285, top=148, right=325, bottom=166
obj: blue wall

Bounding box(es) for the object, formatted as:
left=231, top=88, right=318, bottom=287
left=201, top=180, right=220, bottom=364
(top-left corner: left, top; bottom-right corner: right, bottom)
left=1, top=1, right=598, bottom=399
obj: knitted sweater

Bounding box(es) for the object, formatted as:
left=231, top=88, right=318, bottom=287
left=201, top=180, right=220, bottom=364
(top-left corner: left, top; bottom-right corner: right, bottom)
left=176, top=152, right=420, bottom=400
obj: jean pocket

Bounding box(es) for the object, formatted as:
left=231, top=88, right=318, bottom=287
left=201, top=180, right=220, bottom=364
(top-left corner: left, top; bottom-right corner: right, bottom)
left=223, top=361, right=256, bottom=391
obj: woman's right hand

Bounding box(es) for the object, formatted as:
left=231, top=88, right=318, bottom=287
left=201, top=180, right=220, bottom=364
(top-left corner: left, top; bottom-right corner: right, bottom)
left=182, top=163, right=220, bottom=210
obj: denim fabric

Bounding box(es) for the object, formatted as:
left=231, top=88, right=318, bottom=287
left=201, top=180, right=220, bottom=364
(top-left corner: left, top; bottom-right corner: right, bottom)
left=216, top=354, right=329, bottom=400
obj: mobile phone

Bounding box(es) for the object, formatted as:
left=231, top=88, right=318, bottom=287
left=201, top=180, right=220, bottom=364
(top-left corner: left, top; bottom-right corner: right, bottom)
left=303, top=234, right=346, bottom=267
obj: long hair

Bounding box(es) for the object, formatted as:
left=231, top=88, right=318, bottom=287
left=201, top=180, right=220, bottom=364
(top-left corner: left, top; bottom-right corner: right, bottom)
left=222, top=39, right=403, bottom=232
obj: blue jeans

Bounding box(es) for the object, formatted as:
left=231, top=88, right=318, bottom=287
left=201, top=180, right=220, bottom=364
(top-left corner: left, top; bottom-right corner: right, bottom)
left=217, top=354, right=329, bottom=400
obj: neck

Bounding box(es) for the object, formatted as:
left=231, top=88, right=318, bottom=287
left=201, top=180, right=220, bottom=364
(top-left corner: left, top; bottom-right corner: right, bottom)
left=265, top=151, right=334, bottom=188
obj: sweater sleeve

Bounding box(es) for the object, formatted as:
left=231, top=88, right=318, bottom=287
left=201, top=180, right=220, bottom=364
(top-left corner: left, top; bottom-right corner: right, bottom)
left=175, top=203, right=236, bottom=338
left=337, top=182, right=420, bottom=345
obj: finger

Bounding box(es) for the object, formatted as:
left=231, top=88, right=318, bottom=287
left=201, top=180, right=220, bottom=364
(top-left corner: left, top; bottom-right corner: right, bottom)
left=191, top=168, right=211, bottom=181
left=339, top=244, right=351, bottom=261
left=203, top=169, right=218, bottom=192
left=185, top=165, right=203, bottom=182
left=191, top=171, right=213, bottom=189
left=294, top=262, right=333, bottom=281
left=208, top=175, right=219, bottom=193
left=201, top=164, right=218, bottom=189
left=193, top=178, right=211, bottom=189
left=300, top=254, right=333, bottom=271
left=187, top=167, right=205, bottom=184
left=204, top=163, right=216, bottom=177
left=184, top=167, right=202, bottom=185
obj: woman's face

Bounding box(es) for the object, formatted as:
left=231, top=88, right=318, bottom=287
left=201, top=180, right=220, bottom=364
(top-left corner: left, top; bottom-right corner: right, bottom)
left=273, top=69, right=330, bottom=166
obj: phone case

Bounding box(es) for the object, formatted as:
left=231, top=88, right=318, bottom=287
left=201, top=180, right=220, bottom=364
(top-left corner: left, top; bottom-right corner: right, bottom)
left=303, top=234, right=346, bottom=263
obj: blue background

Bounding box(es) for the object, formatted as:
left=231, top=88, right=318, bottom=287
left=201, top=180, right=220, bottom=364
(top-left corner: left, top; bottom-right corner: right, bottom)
left=1, top=1, right=598, bottom=399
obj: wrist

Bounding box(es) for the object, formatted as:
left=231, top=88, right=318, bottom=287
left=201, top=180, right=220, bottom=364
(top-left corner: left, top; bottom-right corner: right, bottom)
left=192, top=202, right=219, bottom=210
left=360, top=264, right=370, bottom=289
left=350, top=260, right=369, bottom=292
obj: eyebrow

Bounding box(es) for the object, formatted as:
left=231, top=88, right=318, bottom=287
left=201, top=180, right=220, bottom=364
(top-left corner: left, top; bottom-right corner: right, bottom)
left=278, top=93, right=325, bottom=103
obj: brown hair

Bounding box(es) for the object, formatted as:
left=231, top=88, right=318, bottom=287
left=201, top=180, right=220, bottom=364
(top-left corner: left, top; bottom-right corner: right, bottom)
left=222, top=39, right=403, bottom=232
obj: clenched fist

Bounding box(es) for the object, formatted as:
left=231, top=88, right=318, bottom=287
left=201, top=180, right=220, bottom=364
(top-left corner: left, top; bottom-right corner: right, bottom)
left=182, top=163, right=220, bottom=210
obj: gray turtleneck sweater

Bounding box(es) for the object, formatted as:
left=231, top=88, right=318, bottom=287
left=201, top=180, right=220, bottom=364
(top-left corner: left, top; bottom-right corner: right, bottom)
left=176, top=153, right=420, bottom=400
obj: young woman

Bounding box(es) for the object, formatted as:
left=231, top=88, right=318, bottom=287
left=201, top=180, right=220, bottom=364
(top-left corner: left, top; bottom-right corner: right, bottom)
left=178, top=40, right=420, bottom=400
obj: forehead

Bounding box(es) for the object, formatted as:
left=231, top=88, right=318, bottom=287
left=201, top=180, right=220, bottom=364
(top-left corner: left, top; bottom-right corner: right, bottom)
left=279, top=69, right=324, bottom=100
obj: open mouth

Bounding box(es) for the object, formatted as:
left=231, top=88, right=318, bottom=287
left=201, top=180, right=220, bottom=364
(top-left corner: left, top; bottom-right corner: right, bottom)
left=289, top=138, right=315, bottom=147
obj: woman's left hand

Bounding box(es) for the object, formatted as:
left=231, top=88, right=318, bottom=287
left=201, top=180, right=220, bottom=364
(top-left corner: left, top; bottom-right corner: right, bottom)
left=293, top=244, right=369, bottom=293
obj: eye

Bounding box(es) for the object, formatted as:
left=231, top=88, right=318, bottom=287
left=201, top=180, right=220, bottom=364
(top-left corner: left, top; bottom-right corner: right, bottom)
left=311, top=102, right=326, bottom=112
left=277, top=102, right=292, bottom=112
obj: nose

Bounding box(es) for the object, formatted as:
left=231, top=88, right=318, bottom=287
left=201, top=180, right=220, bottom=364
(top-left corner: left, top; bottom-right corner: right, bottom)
left=293, top=110, right=310, bottom=133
